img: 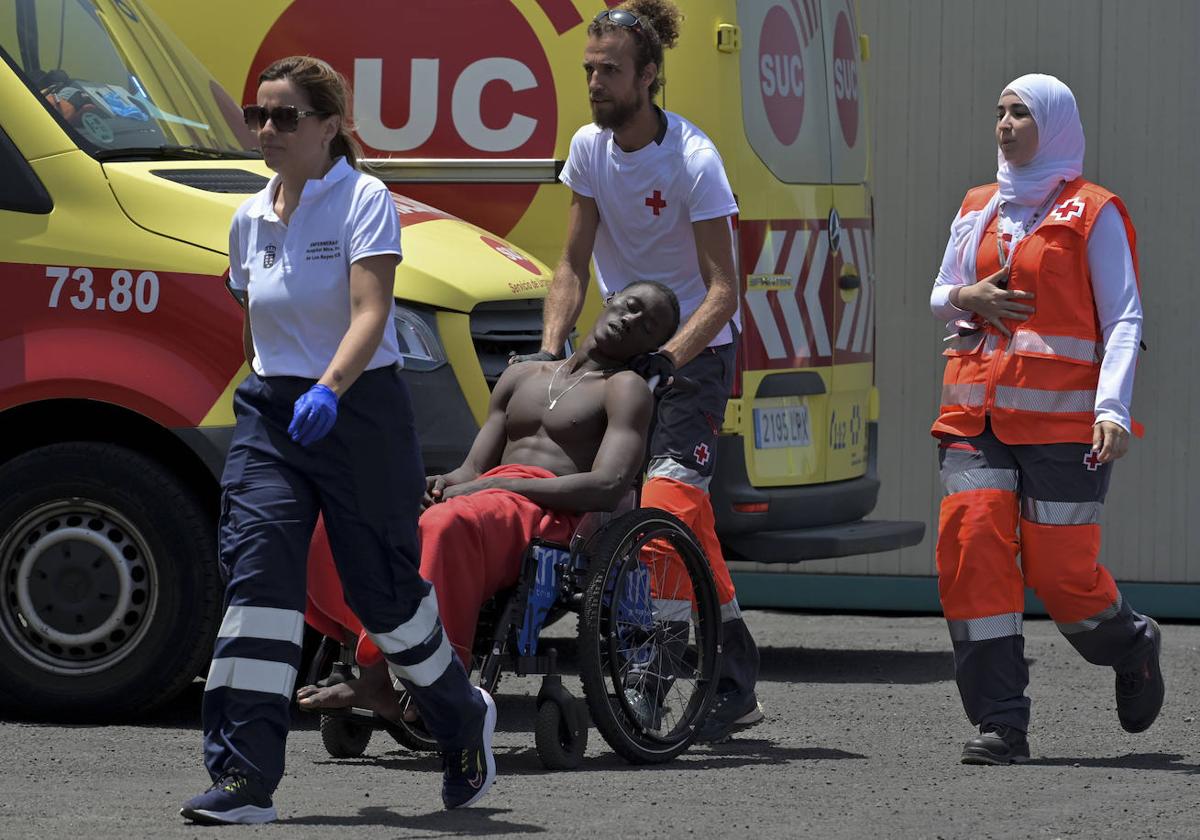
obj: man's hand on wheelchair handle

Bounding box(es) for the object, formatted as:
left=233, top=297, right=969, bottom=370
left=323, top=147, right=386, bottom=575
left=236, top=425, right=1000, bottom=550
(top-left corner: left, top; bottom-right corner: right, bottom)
left=507, top=349, right=562, bottom=366
left=629, top=350, right=676, bottom=395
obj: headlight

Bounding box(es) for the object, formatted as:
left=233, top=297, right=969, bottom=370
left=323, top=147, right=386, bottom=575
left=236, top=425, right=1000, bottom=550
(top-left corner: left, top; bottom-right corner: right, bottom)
left=393, top=304, right=447, bottom=371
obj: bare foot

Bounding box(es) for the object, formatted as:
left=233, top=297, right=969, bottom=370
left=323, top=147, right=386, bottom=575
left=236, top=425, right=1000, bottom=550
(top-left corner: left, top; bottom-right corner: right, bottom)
left=296, top=664, right=417, bottom=724
left=296, top=680, right=359, bottom=710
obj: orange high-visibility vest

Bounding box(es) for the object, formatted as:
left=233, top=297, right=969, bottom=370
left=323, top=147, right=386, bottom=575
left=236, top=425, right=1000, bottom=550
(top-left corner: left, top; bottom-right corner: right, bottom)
left=932, top=177, right=1140, bottom=445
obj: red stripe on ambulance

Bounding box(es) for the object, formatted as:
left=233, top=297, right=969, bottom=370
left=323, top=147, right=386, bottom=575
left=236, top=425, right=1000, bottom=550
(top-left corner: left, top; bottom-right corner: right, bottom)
left=0, top=262, right=244, bottom=427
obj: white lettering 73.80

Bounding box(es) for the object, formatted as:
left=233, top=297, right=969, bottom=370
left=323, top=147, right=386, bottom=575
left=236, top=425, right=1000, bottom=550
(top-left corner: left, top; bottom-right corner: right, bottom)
left=45, top=266, right=160, bottom=313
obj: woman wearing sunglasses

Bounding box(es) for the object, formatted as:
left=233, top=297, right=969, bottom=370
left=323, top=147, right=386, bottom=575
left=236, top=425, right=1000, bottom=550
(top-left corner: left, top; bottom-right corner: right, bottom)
left=930, top=73, right=1161, bottom=766
left=181, top=56, right=495, bottom=825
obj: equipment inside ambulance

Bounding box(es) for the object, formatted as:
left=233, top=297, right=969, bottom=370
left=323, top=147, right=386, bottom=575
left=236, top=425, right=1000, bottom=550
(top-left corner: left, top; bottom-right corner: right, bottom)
left=0, top=0, right=553, bottom=717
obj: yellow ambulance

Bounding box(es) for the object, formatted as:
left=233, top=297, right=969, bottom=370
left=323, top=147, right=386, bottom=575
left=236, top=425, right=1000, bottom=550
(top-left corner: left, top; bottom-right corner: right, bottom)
left=0, top=0, right=553, bottom=715
left=150, top=0, right=924, bottom=566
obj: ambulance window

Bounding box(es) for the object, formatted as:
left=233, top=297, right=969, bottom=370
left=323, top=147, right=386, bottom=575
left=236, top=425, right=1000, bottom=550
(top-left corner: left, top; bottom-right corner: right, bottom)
left=0, top=125, right=52, bottom=214
left=738, top=0, right=833, bottom=184
left=1, top=0, right=252, bottom=155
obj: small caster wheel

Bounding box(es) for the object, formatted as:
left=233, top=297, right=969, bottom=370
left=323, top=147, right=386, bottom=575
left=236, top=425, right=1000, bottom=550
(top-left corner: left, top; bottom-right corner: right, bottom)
left=320, top=714, right=372, bottom=758
left=535, top=698, right=588, bottom=770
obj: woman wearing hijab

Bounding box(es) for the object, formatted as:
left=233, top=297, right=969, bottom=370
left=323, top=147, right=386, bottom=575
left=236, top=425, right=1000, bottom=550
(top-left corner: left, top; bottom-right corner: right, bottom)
left=929, top=74, right=1162, bottom=765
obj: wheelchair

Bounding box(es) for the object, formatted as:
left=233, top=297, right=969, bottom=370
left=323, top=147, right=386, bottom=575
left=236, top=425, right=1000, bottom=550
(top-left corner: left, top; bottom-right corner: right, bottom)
left=307, top=501, right=724, bottom=770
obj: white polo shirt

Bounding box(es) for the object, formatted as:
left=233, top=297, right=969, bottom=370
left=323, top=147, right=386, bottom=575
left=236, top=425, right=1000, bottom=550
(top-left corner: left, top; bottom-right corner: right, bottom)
left=228, top=157, right=402, bottom=379
left=559, top=111, right=741, bottom=346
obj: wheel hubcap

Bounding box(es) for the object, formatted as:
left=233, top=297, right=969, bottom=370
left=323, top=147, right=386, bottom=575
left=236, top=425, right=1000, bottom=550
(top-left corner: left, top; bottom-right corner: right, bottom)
left=1, top=500, right=157, bottom=675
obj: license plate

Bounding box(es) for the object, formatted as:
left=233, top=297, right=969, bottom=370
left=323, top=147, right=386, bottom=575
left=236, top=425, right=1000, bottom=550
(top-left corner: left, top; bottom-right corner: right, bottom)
left=753, top=405, right=811, bottom=449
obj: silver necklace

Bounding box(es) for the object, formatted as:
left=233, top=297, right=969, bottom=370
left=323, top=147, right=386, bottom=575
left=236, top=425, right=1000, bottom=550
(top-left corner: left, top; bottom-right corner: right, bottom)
left=547, top=361, right=594, bottom=410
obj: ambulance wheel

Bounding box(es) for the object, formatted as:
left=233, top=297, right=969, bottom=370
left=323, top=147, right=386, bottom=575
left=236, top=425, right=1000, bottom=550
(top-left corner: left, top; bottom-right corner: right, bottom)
left=320, top=714, right=373, bottom=758
left=0, top=443, right=220, bottom=719
left=578, top=508, right=721, bottom=764
left=535, top=698, right=588, bottom=771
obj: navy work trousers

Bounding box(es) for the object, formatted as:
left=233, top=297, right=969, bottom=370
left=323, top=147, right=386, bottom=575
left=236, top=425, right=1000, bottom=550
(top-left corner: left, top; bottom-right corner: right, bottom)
left=202, top=367, right=484, bottom=793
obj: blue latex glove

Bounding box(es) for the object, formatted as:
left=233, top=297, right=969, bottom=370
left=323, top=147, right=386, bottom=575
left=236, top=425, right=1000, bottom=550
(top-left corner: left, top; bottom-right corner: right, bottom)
left=288, top=384, right=338, bottom=447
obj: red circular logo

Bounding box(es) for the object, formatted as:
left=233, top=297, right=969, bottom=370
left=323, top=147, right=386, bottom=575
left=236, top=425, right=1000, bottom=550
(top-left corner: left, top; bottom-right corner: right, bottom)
left=480, top=235, right=541, bottom=276
left=832, top=12, right=859, bottom=148
left=757, top=5, right=805, bottom=145
left=246, top=0, right=557, bottom=235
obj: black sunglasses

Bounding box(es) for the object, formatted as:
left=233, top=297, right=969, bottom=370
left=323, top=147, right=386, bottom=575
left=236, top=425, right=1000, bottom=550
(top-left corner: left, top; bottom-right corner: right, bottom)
left=241, top=104, right=327, bottom=133
left=594, top=8, right=645, bottom=36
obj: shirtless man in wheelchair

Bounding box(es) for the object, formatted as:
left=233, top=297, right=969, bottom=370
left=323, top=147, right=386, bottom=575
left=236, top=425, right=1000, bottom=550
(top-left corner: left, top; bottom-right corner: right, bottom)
left=298, top=281, right=688, bottom=726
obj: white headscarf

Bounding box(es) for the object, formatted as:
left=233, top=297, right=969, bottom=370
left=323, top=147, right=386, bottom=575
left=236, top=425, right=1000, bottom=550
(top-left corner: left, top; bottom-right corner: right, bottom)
left=951, top=73, right=1085, bottom=282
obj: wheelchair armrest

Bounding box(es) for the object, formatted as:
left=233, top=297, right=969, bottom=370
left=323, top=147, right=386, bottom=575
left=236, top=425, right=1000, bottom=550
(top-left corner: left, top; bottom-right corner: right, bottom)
left=568, top=488, right=638, bottom=556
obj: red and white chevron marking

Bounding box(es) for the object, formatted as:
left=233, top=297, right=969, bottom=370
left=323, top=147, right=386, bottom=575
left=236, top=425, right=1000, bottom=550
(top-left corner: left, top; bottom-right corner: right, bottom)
left=738, top=217, right=874, bottom=370
left=834, top=224, right=874, bottom=357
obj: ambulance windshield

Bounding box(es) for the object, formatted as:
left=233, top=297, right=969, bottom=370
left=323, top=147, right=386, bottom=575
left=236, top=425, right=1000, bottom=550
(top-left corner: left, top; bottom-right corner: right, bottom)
left=0, top=0, right=258, bottom=157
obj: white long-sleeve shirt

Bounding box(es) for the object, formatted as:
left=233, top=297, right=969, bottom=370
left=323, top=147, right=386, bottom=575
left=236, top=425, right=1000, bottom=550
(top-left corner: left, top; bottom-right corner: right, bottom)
left=930, top=201, right=1142, bottom=432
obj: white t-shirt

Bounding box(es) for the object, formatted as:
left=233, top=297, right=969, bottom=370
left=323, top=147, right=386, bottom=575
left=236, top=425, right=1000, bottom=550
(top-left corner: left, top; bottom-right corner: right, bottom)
left=930, top=201, right=1142, bottom=432
left=229, top=157, right=402, bottom=379
left=559, top=111, right=741, bottom=346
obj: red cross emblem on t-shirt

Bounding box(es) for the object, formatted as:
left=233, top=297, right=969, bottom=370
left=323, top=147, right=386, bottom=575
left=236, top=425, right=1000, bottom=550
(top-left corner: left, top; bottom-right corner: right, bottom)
left=1083, top=450, right=1102, bottom=471
left=645, top=190, right=667, bottom=216
left=693, top=442, right=711, bottom=466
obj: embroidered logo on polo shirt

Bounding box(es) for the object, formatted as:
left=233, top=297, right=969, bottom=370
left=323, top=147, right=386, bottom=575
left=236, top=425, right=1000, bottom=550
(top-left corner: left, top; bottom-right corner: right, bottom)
left=305, top=239, right=342, bottom=261
left=262, top=244, right=276, bottom=269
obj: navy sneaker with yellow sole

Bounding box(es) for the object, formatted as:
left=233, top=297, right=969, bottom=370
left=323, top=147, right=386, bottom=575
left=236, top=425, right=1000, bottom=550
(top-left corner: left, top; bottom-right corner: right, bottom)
left=441, top=686, right=497, bottom=809
left=180, top=773, right=276, bottom=825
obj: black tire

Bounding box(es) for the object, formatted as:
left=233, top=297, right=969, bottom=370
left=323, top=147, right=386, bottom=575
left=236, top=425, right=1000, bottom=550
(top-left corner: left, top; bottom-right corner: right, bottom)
left=0, top=443, right=220, bottom=718
left=534, top=699, right=588, bottom=771
left=320, top=714, right=372, bottom=758
left=578, top=508, right=721, bottom=765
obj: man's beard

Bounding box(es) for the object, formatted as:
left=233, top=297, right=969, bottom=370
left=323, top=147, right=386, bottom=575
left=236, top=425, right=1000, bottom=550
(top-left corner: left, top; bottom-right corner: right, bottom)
left=591, top=89, right=644, bottom=131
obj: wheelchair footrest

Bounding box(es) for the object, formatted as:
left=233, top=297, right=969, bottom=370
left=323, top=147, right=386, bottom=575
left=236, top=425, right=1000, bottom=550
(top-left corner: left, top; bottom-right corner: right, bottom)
left=515, top=655, right=553, bottom=676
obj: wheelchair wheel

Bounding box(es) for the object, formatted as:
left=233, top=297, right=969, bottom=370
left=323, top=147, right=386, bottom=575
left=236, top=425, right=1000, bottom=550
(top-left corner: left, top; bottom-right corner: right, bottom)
left=319, top=713, right=373, bottom=758
left=534, top=698, right=588, bottom=771
left=578, top=508, right=721, bottom=764
left=383, top=688, right=439, bottom=752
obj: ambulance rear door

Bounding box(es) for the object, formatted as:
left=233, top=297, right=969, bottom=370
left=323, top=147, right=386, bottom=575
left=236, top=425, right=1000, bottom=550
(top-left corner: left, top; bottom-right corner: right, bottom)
left=734, top=0, right=838, bottom=489
left=822, top=0, right=872, bottom=483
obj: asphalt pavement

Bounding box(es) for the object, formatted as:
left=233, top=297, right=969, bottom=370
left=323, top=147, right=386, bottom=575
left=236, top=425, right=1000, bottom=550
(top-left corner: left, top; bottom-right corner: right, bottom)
left=2, top=610, right=1197, bottom=839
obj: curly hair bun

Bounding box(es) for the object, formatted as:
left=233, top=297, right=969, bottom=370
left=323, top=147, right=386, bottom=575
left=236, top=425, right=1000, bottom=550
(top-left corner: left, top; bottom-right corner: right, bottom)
left=620, top=0, right=681, bottom=49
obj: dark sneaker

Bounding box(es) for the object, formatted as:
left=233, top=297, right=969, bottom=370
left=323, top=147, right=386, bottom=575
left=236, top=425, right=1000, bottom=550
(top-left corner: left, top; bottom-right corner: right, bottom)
left=180, top=773, right=276, bottom=825
left=961, top=724, right=1030, bottom=765
left=1116, top=616, right=1165, bottom=733
left=695, top=690, right=765, bottom=744
left=441, top=686, right=496, bottom=809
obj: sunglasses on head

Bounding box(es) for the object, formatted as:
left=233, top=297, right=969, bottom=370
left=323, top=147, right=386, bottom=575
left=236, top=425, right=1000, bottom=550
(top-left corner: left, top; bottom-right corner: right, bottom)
left=594, top=8, right=645, bottom=35
left=241, top=104, right=327, bottom=133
